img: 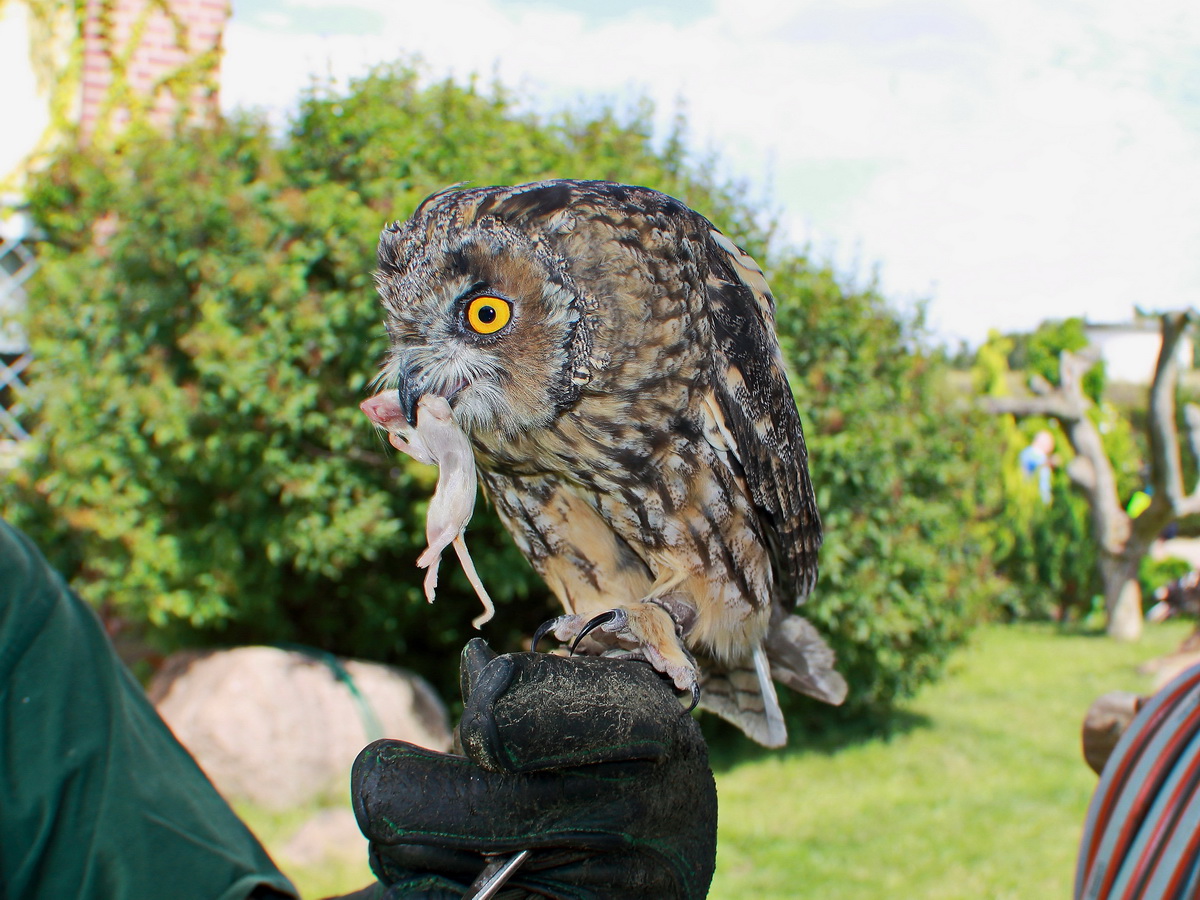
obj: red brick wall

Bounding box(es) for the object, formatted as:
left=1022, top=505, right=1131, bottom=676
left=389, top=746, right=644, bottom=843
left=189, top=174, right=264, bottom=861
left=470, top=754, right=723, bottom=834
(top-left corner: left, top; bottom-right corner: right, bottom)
left=79, top=0, right=229, bottom=137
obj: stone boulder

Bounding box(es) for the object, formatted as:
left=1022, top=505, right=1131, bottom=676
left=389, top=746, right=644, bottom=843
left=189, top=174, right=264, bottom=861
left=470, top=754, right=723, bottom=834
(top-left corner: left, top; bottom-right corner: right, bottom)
left=150, top=646, right=451, bottom=810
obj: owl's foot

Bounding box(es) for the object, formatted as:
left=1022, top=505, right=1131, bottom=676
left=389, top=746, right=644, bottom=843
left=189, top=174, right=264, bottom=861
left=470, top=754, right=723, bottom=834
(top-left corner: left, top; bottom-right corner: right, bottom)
left=532, top=604, right=700, bottom=709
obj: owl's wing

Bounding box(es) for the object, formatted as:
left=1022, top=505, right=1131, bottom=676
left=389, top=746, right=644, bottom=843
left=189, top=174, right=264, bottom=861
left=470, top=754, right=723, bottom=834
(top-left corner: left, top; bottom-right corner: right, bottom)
left=703, top=230, right=821, bottom=602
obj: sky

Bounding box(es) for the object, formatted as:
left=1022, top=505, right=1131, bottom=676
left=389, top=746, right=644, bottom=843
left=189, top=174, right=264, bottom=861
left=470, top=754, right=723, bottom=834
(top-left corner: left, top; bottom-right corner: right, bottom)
left=219, top=0, right=1200, bottom=346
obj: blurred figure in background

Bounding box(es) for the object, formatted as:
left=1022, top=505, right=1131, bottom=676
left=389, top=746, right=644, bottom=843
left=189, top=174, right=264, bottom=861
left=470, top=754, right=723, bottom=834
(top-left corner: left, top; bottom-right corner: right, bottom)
left=1020, top=430, right=1057, bottom=504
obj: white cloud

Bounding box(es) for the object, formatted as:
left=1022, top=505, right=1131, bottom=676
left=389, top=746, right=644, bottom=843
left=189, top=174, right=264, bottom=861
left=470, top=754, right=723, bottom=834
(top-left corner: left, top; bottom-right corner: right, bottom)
left=221, top=0, right=1200, bottom=344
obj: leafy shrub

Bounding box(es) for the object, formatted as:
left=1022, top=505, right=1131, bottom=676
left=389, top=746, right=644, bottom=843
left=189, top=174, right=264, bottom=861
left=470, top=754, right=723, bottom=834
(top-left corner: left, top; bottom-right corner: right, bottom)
left=990, top=462, right=1102, bottom=621
left=1003, top=317, right=1106, bottom=403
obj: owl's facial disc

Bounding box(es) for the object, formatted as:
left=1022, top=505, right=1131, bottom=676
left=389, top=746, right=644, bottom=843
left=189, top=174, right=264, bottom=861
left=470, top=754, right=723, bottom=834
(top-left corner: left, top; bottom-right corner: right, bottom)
left=378, top=225, right=582, bottom=439
left=387, top=289, right=527, bottom=435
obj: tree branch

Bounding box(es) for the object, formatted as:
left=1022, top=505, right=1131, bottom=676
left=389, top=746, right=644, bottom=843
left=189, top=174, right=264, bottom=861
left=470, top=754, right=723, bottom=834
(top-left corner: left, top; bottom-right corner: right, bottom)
left=1147, top=311, right=1193, bottom=508
left=1173, top=403, right=1200, bottom=519
left=1059, top=349, right=1098, bottom=402
left=1063, top=413, right=1130, bottom=555
left=1185, top=404, right=1200, bottom=473
left=983, top=395, right=1083, bottom=421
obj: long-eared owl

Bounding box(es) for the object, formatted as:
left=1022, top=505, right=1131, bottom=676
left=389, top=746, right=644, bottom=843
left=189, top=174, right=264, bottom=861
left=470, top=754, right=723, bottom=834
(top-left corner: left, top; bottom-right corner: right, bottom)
left=362, top=180, right=846, bottom=747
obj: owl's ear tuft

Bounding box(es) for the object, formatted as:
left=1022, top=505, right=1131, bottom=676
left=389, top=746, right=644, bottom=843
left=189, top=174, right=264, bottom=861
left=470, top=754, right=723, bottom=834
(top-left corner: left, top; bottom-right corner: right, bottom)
left=376, top=228, right=407, bottom=278
left=413, top=182, right=472, bottom=219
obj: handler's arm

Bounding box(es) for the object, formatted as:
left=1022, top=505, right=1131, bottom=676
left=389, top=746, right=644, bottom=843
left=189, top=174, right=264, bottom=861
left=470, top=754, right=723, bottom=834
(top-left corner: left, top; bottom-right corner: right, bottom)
left=0, top=519, right=297, bottom=900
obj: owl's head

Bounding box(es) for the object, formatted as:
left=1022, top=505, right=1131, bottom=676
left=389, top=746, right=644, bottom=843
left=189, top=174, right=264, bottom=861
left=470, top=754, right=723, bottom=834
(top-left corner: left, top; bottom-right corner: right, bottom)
left=374, top=182, right=594, bottom=439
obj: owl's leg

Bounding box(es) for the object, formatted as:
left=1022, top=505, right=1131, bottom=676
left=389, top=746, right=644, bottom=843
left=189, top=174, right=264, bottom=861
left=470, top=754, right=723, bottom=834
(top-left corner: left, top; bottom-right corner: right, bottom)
left=532, top=599, right=700, bottom=706
left=645, top=568, right=688, bottom=600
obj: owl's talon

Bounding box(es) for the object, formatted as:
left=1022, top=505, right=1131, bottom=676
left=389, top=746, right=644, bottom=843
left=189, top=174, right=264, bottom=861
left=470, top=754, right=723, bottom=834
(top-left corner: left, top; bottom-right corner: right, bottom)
left=570, top=609, right=624, bottom=655
left=686, top=682, right=701, bottom=713
left=531, top=618, right=558, bottom=653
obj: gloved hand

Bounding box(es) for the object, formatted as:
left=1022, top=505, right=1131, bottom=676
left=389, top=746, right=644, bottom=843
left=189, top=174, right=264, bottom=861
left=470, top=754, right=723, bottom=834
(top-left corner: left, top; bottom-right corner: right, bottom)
left=351, top=638, right=718, bottom=900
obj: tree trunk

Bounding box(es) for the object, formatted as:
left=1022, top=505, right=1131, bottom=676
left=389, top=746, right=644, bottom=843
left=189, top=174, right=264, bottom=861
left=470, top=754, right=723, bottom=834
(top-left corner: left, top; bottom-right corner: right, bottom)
left=1101, top=551, right=1143, bottom=641
left=1099, top=532, right=1152, bottom=643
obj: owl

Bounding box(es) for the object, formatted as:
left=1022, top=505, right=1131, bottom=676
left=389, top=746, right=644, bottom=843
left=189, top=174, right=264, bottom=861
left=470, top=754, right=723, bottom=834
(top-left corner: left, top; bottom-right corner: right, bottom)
left=363, top=179, right=846, bottom=747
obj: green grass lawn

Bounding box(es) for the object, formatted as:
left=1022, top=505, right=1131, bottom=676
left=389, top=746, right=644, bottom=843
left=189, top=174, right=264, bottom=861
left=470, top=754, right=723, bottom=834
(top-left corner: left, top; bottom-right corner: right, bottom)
left=710, top=621, right=1191, bottom=900
left=247, top=621, right=1193, bottom=898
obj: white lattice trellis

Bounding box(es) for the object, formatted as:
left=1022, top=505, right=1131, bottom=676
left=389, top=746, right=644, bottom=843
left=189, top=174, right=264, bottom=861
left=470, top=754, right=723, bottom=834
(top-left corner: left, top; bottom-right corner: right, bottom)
left=0, top=220, right=37, bottom=457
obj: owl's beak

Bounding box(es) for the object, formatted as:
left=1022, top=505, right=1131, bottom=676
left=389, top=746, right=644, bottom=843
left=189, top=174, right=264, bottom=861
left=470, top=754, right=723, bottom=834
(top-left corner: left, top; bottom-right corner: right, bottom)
left=395, top=368, right=426, bottom=425
left=395, top=368, right=466, bottom=425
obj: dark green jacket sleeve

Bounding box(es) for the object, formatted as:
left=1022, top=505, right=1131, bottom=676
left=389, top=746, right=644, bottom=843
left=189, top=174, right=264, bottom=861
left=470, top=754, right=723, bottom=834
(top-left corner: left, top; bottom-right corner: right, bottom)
left=0, top=519, right=297, bottom=900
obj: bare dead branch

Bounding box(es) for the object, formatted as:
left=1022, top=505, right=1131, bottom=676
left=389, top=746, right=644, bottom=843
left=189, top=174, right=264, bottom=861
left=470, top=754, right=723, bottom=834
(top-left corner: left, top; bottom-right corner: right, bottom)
left=1063, top=415, right=1130, bottom=555
left=1185, top=404, right=1200, bottom=471
left=1060, top=349, right=1097, bottom=402
left=1147, top=311, right=1193, bottom=507
left=1028, top=373, right=1053, bottom=396
left=983, top=395, right=1082, bottom=421
left=1066, top=456, right=1096, bottom=491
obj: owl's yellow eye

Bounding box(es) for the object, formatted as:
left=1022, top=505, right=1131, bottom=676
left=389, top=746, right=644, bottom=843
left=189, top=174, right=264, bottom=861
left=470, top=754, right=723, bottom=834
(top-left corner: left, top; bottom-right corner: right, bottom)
left=464, top=296, right=512, bottom=335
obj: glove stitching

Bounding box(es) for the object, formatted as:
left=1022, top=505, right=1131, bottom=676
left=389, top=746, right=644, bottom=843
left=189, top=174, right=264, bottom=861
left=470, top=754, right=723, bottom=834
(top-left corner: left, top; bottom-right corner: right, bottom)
left=376, top=747, right=476, bottom=770
left=376, top=821, right=632, bottom=847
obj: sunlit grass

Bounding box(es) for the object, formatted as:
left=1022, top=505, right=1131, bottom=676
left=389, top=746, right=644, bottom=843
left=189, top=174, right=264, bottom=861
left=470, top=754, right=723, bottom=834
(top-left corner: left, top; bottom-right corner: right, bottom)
left=710, top=621, right=1192, bottom=900
left=235, top=802, right=373, bottom=899
left=239, top=621, right=1193, bottom=898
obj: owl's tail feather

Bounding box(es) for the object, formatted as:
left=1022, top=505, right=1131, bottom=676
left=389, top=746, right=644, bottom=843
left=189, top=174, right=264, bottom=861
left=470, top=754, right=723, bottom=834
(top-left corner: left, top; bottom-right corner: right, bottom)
left=696, top=649, right=788, bottom=748
left=753, top=643, right=788, bottom=746
left=764, top=613, right=848, bottom=706
left=698, top=612, right=847, bottom=747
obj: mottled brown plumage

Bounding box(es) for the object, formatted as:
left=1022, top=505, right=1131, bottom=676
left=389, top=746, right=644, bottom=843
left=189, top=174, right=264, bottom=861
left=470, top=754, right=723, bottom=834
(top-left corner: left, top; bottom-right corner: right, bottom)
left=365, top=180, right=846, bottom=746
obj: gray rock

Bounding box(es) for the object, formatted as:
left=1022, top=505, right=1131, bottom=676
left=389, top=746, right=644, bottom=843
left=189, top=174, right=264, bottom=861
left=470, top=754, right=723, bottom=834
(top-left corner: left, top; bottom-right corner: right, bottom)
left=150, top=646, right=451, bottom=809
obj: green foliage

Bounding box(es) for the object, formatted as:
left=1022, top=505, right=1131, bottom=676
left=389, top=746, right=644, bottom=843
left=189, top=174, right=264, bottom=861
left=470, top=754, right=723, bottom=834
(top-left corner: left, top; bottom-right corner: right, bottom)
left=977, top=331, right=1101, bottom=622
left=10, top=119, right=454, bottom=660
left=7, top=63, right=993, bottom=719
left=281, top=66, right=768, bottom=256
left=766, top=261, right=997, bottom=717
left=1097, top=398, right=1149, bottom=504
left=990, top=459, right=1101, bottom=621
left=1002, top=317, right=1107, bottom=402
left=973, top=330, right=1014, bottom=397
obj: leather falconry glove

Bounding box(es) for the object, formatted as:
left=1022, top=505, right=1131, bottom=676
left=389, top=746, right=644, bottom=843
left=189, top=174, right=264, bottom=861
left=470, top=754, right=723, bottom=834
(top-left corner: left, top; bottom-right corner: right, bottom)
left=351, top=638, right=718, bottom=900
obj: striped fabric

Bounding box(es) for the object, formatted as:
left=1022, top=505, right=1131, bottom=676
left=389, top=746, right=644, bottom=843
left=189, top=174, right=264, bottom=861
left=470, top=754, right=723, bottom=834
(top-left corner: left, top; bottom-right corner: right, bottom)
left=1076, top=662, right=1200, bottom=899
